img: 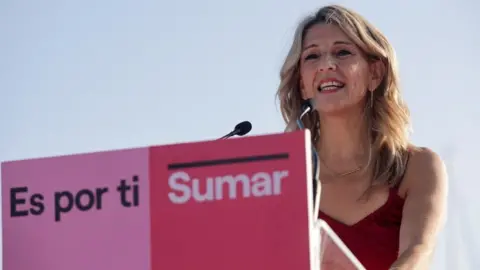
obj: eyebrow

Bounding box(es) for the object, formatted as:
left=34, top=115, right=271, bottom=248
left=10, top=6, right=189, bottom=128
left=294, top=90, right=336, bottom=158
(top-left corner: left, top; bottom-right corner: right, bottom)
left=302, top=41, right=353, bottom=51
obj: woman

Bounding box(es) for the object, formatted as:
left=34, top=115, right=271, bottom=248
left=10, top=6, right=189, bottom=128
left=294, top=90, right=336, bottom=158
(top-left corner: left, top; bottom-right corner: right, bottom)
left=277, top=5, right=447, bottom=270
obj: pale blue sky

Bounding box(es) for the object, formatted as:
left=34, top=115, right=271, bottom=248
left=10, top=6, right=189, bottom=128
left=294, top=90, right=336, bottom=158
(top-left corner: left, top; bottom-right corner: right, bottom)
left=1, top=0, right=479, bottom=269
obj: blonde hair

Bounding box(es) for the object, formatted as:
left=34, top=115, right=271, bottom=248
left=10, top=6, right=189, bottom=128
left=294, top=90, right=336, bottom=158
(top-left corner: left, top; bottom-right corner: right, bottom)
left=276, top=5, right=411, bottom=187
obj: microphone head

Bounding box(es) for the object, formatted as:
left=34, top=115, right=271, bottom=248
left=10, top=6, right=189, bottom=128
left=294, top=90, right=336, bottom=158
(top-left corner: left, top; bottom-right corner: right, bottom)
left=301, top=98, right=315, bottom=113
left=234, top=121, right=252, bottom=136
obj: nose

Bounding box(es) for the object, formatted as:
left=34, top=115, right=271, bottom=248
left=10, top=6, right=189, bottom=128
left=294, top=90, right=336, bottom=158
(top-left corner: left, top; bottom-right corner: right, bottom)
left=316, top=54, right=336, bottom=71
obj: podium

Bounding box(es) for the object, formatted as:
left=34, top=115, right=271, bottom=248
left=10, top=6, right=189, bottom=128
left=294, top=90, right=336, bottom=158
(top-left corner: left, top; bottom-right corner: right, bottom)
left=1, top=130, right=365, bottom=270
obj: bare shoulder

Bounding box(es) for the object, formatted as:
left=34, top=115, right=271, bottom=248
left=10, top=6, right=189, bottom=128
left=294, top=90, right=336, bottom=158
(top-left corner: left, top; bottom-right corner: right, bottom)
left=398, top=146, right=448, bottom=198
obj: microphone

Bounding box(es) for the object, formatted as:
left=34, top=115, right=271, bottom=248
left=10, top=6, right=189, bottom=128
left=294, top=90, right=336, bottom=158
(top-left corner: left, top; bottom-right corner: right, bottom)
left=296, top=99, right=320, bottom=215
left=296, top=98, right=315, bottom=129
left=219, top=121, right=252, bottom=139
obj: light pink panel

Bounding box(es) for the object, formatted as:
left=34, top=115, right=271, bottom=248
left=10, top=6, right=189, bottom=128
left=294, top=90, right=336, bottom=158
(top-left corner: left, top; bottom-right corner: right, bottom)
left=1, top=148, right=150, bottom=270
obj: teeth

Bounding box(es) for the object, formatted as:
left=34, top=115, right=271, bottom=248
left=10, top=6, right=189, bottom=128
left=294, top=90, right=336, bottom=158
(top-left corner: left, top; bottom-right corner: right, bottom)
left=320, top=81, right=344, bottom=88
left=319, top=81, right=344, bottom=91
left=322, top=86, right=340, bottom=91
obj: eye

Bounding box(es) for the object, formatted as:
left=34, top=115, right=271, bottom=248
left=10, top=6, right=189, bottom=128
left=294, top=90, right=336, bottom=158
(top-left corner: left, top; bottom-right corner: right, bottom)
left=304, top=53, right=319, bottom=61
left=336, top=49, right=352, bottom=57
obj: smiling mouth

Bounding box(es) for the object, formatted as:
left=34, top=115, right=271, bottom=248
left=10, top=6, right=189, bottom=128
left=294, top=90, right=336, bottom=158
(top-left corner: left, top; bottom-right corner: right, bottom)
left=317, top=81, right=345, bottom=93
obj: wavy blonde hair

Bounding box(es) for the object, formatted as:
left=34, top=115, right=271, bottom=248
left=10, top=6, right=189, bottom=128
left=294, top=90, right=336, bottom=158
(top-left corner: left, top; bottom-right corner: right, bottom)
left=276, top=5, right=411, bottom=187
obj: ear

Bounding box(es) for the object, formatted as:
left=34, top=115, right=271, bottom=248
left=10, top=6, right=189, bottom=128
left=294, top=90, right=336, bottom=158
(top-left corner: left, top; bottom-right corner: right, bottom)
left=369, top=60, right=386, bottom=91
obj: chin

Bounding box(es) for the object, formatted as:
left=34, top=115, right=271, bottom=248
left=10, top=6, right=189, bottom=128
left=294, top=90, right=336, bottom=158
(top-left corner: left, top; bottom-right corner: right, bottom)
left=315, top=102, right=364, bottom=117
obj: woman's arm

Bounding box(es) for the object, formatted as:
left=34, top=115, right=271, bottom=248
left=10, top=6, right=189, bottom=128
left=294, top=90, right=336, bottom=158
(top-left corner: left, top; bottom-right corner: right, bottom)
left=390, top=147, right=448, bottom=270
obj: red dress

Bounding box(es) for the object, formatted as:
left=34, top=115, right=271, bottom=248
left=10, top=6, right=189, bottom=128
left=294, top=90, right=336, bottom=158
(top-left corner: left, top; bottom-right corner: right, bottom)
left=318, top=188, right=405, bottom=270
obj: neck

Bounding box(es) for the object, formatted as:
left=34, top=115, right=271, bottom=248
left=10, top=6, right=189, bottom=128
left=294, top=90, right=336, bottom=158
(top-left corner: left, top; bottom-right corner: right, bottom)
left=317, top=110, right=370, bottom=167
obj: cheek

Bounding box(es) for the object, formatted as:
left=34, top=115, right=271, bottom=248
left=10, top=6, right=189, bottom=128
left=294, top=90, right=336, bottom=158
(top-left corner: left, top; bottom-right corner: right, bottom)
left=344, top=62, right=369, bottom=97
left=300, top=68, right=317, bottom=96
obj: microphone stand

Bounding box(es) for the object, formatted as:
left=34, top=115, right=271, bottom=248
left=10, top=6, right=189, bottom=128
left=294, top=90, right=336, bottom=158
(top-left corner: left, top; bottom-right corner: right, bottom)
left=296, top=99, right=321, bottom=218
left=219, top=131, right=237, bottom=140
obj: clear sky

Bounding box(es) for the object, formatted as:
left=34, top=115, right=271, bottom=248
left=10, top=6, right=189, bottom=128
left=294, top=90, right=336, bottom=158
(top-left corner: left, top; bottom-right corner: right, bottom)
left=1, top=0, right=479, bottom=269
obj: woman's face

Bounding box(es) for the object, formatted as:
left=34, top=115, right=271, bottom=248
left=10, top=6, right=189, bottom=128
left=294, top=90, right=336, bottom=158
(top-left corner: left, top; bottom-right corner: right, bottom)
left=299, top=23, right=382, bottom=115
